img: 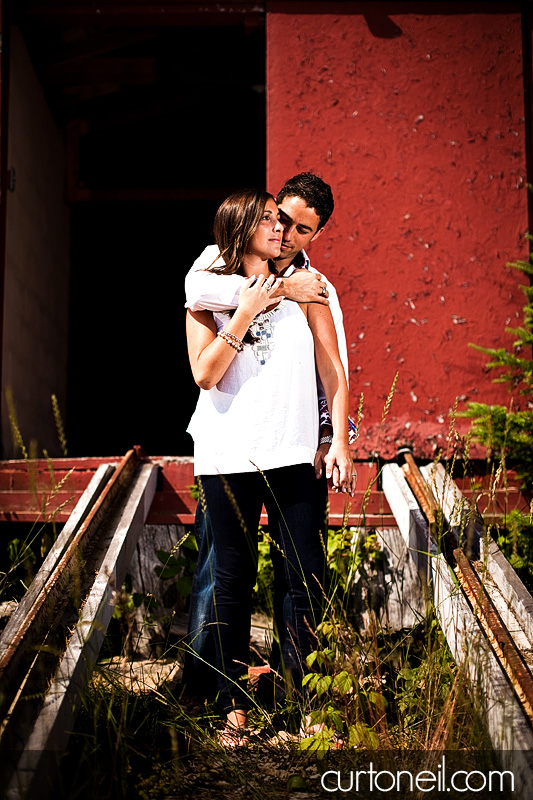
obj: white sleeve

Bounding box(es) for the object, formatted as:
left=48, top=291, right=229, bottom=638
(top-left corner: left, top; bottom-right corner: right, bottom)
left=184, top=245, right=245, bottom=311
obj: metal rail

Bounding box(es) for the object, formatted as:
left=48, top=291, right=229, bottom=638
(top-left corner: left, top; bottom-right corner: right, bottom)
left=453, top=547, right=533, bottom=724
left=0, top=449, right=158, bottom=800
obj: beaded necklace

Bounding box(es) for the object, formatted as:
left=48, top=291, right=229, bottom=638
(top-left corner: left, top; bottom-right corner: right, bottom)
left=249, top=300, right=287, bottom=365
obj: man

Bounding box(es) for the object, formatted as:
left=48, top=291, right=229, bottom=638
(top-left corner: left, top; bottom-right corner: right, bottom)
left=182, top=172, right=353, bottom=704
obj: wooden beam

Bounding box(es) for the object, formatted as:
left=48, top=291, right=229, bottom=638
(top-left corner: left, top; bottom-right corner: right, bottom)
left=19, top=2, right=265, bottom=26
left=418, top=463, right=533, bottom=789
left=2, top=462, right=158, bottom=798
left=0, top=464, right=114, bottom=669
left=384, top=459, right=533, bottom=789
left=0, top=456, right=526, bottom=526
left=382, top=462, right=434, bottom=596
left=0, top=452, right=139, bottom=702
left=424, top=462, right=533, bottom=659
left=370, top=527, right=425, bottom=631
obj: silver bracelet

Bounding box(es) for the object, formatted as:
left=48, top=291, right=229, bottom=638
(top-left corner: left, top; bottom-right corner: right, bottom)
left=223, top=330, right=244, bottom=345
left=319, top=435, right=333, bottom=445
left=217, top=330, right=244, bottom=352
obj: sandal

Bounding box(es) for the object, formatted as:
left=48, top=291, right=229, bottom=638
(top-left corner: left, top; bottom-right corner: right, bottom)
left=218, top=725, right=251, bottom=748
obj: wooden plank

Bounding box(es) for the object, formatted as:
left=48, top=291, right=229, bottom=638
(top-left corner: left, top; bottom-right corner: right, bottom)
left=0, top=456, right=525, bottom=526
left=421, top=461, right=483, bottom=557
left=9, top=470, right=99, bottom=491
left=382, top=463, right=435, bottom=596
left=0, top=455, right=119, bottom=521
left=0, top=456, right=118, bottom=472
left=0, top=465, right=114, bottom=665
left=0, top=491, right=83, bottom=520
left=128, top=522, right=188, bottom=657
left=146, top=458, right=394, bottom=527
left=5, top=463, right=158, bottom=800
left=144, top=506, right=395, bottom=529
left=0, top=466, right=116, bottom=732
left=423, top=462, right=533, bottom=665
left=352, top=526, right=425, bottom=633
left=453, top=472, right=530, bottom=519
left=5, top=470, right=84, bottom=491
left=486, top=540, right=533, bottom=648
left=454, top=548, right=533, bottom=725
left=20, top=2, right=264, bottom=25
left=431, top=546, right=533, bottom=791
left=0, top=452, right=138, bottom=716
left=383, top=459, right=533, bottom=787
left=0, top=472, right=13, bottom=490
left=414, top=463, right=533, bottom=789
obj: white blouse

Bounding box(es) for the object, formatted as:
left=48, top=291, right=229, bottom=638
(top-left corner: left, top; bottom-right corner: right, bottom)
left=187, top=300, right=319, bottom=475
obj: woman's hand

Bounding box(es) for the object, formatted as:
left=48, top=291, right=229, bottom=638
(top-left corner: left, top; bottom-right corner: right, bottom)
left=237, top=274, right=281, bottom=319
left=186, top=274, right=282, bottom=391
left=324, top=442, right=355, bottom=495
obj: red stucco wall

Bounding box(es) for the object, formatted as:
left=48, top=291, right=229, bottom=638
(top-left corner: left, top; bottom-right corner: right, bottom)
left=266, top=2, right=529, bottom=459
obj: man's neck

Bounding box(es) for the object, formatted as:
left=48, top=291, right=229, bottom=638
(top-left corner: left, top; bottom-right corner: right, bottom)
left=275, top=249, right=306, bottom=275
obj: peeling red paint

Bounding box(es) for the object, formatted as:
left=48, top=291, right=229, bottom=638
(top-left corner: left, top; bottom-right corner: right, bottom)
left=267, top=4, right=528, bottom=458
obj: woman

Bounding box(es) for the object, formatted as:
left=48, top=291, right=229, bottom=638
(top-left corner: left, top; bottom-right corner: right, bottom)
left=186, top=189, right=352, bottom=744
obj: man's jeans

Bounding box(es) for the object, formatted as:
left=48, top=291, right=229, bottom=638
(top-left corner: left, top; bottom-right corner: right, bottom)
left=181, top=501, right=218, bottom=700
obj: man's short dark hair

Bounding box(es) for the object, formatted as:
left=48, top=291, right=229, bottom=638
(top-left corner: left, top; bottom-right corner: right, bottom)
left=276, top=172, right=334, bottom=230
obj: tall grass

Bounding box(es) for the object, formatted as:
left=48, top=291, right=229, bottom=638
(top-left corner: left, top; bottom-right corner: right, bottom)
left=45, top=377, right=503, bottom=799
left=0, top=391, right=73, bottom=605
left=58, top=523, right=494, bottom=799
left=1, top=382, right=511, bottom=799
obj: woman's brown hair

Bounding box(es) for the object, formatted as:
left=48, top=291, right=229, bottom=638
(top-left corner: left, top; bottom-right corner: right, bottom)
left=209, top=189, right=275, bottom=275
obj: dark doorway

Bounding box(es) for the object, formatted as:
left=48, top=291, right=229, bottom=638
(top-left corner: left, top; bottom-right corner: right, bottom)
left=17, top=11, right=265, bottom=457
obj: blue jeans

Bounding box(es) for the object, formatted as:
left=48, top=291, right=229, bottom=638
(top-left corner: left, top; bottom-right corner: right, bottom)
left=181, top=501, right=218, bottom=700
left=183, top=465, right=327, bottom=713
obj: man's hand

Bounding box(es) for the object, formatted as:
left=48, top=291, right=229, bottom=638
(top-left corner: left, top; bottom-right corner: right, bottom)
left=272, top=269, right=329, bottom=304
left=314, top=440, right=331, bottom=480
left=315, top=426, right=356, bottom=493
left=324, top=442, right=356, bottom=495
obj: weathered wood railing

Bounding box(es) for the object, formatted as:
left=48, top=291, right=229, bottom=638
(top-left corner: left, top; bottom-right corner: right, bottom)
left=0, top=449, right=157, bottom=800
left=383, top=459, right=533, bottom=796
left=0, top=457, right=395, bottom=528
left=0, top=451, right=531, bottom=797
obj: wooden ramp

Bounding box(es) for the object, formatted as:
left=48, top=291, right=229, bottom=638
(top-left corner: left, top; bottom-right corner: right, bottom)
left=1, top=450, right=533, bottom=796
left=0, top=450, right=158, bottom=800
left=383, top=460, right=533, bottom=795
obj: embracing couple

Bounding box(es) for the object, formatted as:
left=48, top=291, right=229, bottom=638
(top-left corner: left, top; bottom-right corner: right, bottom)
left=183, top=173, right=355, bottom=746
